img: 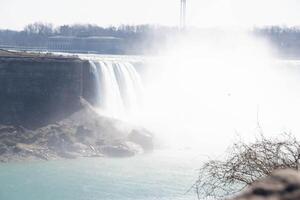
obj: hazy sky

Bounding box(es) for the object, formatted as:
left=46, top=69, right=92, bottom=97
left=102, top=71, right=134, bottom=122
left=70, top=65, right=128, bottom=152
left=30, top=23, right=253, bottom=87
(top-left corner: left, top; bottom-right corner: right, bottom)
left=1, top=0, right=300, bottom=30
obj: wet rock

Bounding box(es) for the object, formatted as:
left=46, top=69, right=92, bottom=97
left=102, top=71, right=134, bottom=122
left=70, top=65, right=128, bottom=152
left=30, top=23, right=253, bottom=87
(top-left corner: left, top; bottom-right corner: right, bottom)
left=95, top=139, right=105, bottom=146
left=0, top=143, right=8, bottom=154
left=76, top=125, right=93, bottom=138
left=0, top=125, right=17, bottom=134
left=70, top=142, right=89, bottom=152
left=68, top=143, right=99, bottom=157
left=57, top=151, right=79, bottom=159
left=232, top=169, right=300, bottom=200
left=13, top=143, right=50, bottom=160
left=128, top=129, right=154, bottom=152
left=15, top=143, right=42, bottom=153
left=47, top=134, right=65, bottom=149
left=100, top=142, right=143, bottom=157
left=73, top=125, right=96, bottom=145
left=0, top=99, right=156, bottom=162
left=2, top=139, right=17, bottom=147
left=14, top=126, right=27, bottom=133
left=22, top=131, right=39, bottom=144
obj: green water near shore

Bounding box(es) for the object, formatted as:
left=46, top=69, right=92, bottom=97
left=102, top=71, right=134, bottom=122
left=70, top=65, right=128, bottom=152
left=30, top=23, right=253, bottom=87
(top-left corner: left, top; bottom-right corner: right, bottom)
left=0, top=150, right=202, bottom=200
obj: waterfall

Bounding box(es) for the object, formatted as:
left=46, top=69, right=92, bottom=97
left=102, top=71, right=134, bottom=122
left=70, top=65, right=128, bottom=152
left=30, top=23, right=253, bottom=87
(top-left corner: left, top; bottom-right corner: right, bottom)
left=89, top=59, right=143, bottom=118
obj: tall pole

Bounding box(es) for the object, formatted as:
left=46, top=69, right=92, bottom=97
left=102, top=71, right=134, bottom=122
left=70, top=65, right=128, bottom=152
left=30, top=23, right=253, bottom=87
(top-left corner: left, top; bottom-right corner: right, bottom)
left=297, top=148, right=300, bottom=171
left=180, top=0, right=186, bottom=29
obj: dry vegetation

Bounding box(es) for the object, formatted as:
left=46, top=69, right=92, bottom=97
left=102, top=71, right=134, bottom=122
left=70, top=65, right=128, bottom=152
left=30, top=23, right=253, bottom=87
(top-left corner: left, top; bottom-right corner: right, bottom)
left=191, top=133, right=300, bottom=199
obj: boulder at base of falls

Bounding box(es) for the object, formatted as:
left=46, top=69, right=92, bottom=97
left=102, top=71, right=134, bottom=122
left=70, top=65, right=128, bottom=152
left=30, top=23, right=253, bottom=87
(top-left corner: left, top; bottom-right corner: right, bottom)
left=0, top=98, right=154, bottom=162
left=231, top=169, right=300, bottom=200
left=128, top=129, right=154, bottom=152
left=100, top=141, right=143, bottom=157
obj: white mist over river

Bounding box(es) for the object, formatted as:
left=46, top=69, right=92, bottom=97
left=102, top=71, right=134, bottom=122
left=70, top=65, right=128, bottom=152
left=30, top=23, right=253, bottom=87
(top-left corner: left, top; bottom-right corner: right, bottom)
left=80, top=33, right=300, bottom=155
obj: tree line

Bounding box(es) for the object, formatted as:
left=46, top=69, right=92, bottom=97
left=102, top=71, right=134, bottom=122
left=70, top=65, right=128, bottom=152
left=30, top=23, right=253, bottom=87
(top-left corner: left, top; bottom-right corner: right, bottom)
left=1, top=23, right=300, bottom=56
left=0, top=23, right=178, bottom=54
left=254, top=26, right=300, bottom=58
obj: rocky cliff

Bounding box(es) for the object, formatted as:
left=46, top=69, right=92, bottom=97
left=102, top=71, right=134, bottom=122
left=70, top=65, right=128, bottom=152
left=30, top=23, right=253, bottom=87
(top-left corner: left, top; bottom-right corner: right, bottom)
left=0, top=51, right=153, bottom=161
left=0, top=51, right=95, bottom=128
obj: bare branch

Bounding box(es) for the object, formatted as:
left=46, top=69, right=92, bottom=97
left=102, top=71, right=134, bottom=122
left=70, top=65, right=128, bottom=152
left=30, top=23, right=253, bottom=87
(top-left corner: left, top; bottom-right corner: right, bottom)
left=193, top=133, right=300, bottom=199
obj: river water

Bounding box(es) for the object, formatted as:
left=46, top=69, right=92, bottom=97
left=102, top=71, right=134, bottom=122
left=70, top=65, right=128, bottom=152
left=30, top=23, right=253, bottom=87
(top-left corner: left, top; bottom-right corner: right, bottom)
left=0, top=150, right=203, bottom=200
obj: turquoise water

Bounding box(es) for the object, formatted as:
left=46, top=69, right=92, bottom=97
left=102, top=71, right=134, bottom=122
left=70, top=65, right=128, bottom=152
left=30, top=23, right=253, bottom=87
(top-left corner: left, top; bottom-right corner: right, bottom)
left=0, top=150, right=202, bottom=200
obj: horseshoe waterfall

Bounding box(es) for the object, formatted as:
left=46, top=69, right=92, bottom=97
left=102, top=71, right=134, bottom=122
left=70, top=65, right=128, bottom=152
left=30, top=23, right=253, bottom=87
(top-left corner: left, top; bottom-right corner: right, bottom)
left=89, top=59, right=144, bottom=118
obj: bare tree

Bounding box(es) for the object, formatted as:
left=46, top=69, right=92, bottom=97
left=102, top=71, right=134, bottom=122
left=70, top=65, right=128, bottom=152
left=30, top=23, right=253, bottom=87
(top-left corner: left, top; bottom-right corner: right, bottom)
left=191, top=133, right=300, bottom=199
left=24, top=22, right=54, bottom=36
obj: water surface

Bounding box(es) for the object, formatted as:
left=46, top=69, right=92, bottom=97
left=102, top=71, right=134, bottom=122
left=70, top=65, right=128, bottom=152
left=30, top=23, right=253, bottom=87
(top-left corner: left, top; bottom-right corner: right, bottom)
left=0, top=150, right=202, bottom=200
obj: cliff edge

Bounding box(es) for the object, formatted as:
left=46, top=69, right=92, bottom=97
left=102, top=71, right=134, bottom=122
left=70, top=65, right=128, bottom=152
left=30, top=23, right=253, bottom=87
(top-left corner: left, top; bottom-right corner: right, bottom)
left=0, top=50, right=153, bottom=162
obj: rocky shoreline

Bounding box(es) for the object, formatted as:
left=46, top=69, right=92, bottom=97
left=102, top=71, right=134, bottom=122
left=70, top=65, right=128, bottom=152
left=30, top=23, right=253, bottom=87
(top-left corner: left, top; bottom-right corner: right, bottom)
left=232, top=170, right=300, bottom=200
left=0, top=98, right=154, bottom=163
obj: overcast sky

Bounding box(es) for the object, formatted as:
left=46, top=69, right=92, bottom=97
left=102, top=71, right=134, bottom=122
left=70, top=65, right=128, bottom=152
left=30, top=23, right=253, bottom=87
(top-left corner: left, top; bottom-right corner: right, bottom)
left=1, top=0, right=300, bottom=30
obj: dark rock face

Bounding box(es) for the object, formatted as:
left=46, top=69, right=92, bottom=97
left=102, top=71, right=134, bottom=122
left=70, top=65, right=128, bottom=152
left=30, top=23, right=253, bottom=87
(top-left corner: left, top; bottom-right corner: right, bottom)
left=232, top=170, right=300, bottom=200
left=0, top=53, right=154, bottom=161
left=0, top=56, right=94, bottom=128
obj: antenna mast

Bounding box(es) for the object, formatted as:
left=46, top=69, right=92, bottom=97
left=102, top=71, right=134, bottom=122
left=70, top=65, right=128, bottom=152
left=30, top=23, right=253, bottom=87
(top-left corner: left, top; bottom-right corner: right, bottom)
left=180, top=0, right=186, bottom=29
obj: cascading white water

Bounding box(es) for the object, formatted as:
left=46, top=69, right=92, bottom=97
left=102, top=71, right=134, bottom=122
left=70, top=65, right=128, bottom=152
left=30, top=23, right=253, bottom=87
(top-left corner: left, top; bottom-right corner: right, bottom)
left=83, top=32, right=300, bottom=155
left=89, top=59, right=143, bottom=118
left=114, top=62, right=144, bottom=112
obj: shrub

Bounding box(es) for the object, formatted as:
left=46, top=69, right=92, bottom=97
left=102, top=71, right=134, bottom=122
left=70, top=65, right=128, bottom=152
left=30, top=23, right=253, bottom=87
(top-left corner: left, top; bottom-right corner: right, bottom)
left=191, top=133, right=300, bottom=199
